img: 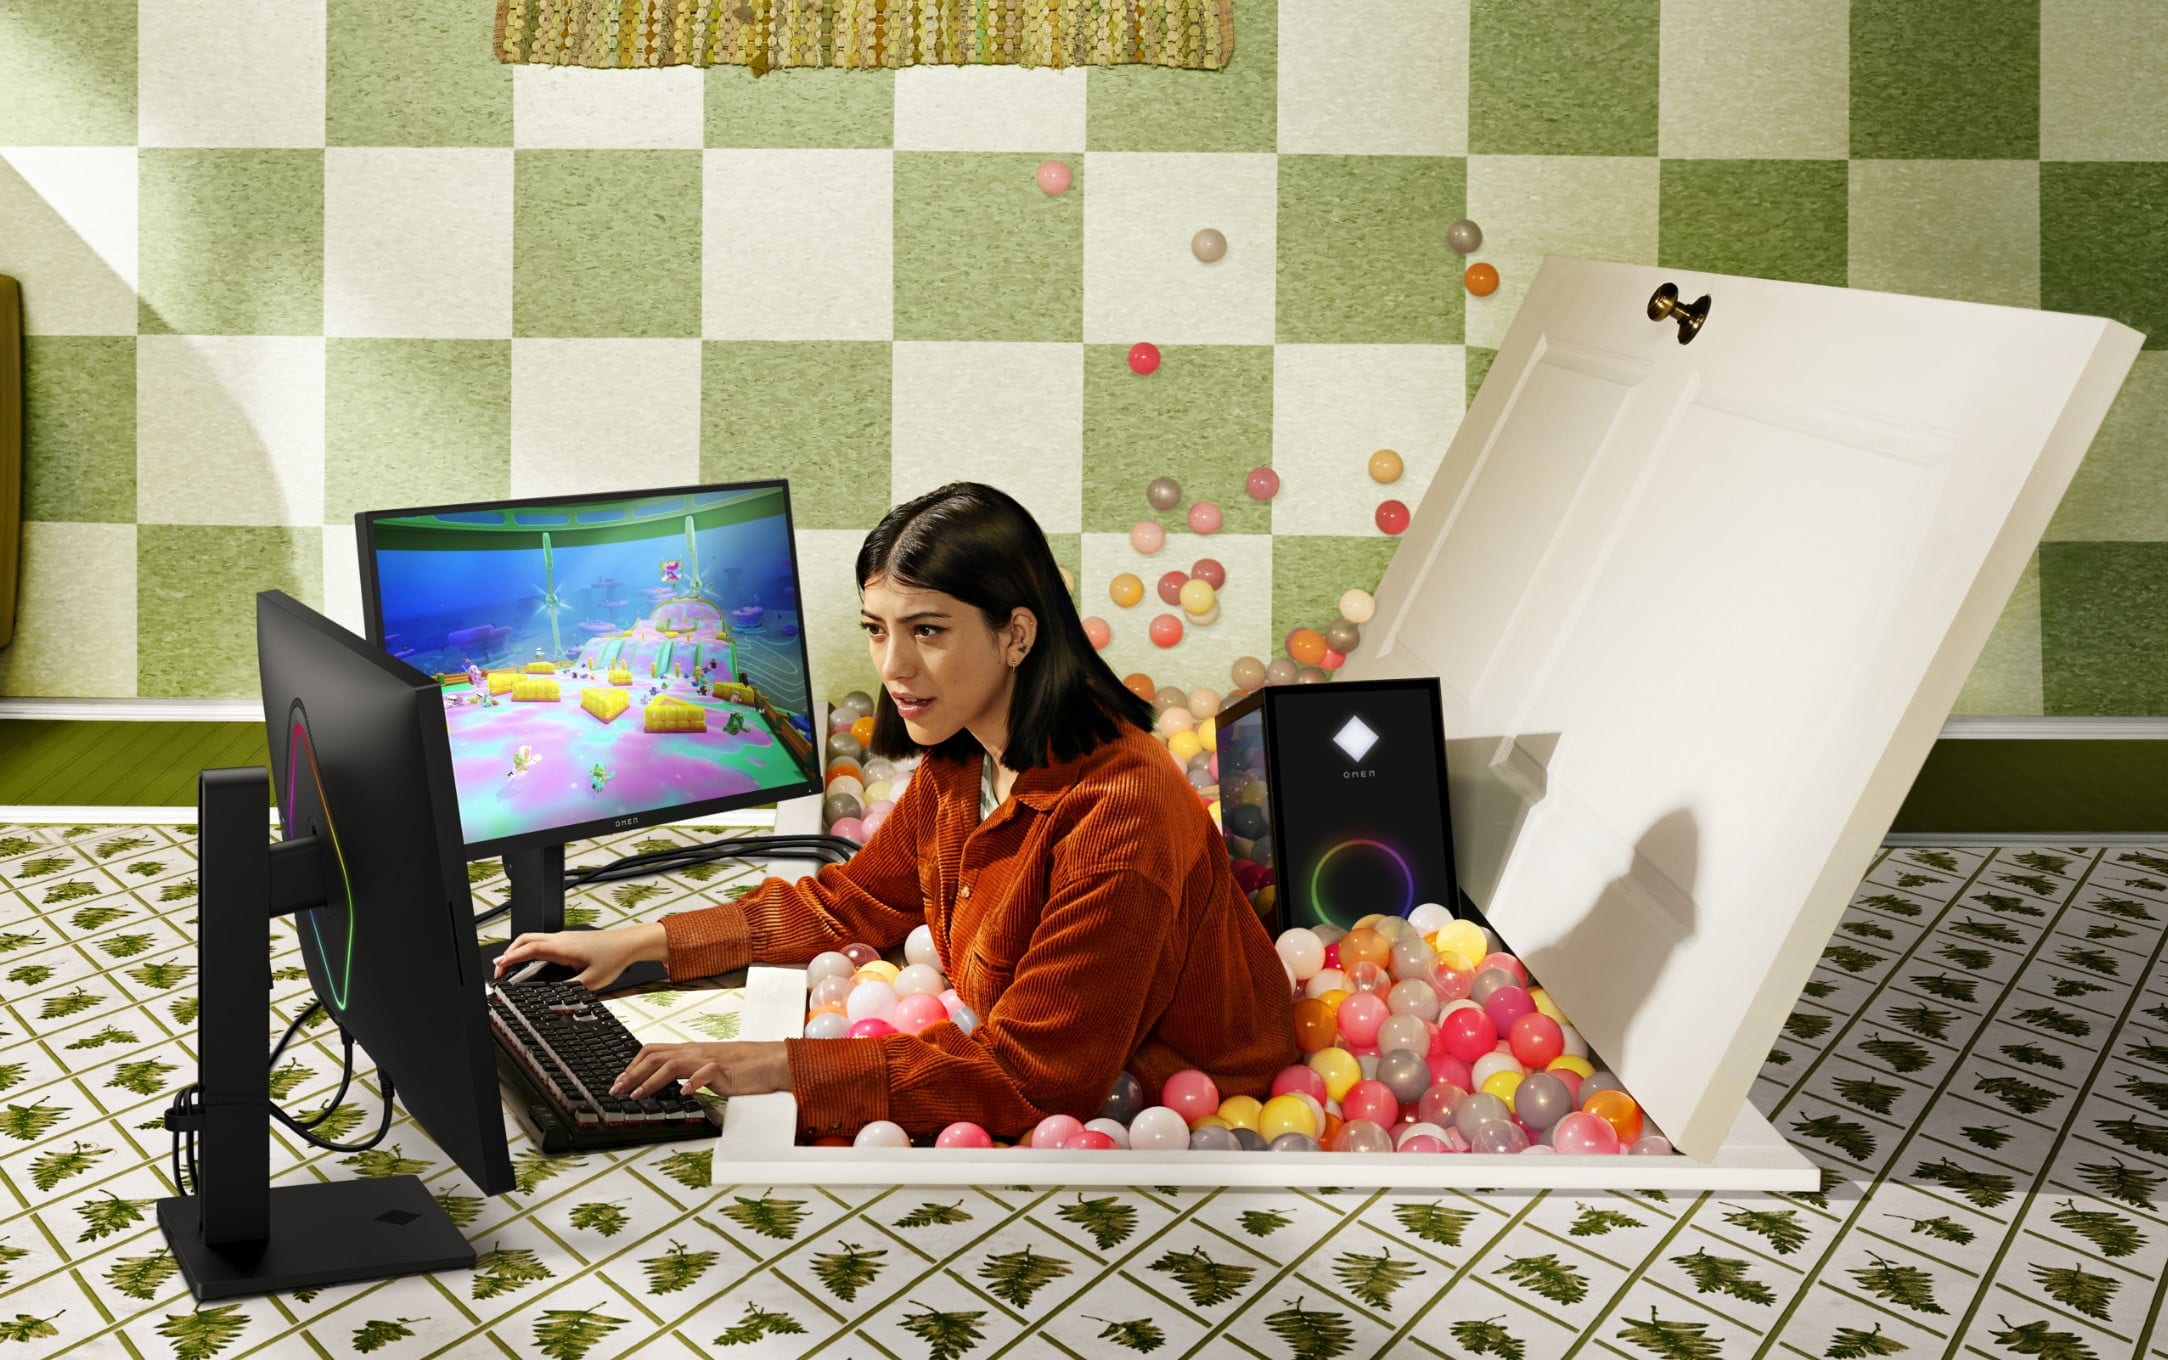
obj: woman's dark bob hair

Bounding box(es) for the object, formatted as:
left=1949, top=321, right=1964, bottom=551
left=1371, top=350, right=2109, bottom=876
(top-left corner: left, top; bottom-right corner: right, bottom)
left=858, top=481, right=1155, bottom=770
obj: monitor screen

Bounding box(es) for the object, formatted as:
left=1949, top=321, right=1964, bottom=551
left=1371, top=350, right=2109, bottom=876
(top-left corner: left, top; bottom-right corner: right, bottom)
left=356, top=482, right=821, bottom=855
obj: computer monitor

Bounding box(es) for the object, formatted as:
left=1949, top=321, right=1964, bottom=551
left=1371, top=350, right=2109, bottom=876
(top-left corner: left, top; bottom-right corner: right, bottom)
left=159, top=590, right=514, bottom=1299
left=355, top=481, right=822, bottom=975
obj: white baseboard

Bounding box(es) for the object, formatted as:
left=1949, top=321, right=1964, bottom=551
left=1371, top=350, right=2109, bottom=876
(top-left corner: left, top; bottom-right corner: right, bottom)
left=0, top=698, right=262, bottom=721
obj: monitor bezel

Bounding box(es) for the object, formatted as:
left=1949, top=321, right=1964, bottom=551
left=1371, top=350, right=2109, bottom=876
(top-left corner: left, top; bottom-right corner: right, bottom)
left=354, top=478, right=825, bottom=860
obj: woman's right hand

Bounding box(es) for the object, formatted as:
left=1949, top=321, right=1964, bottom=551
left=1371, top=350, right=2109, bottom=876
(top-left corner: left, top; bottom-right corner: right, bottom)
left=494, top=922, right=667, bottom=991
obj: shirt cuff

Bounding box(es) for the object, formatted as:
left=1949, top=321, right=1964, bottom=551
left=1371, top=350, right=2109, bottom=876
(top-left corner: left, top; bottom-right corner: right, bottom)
left=787, top=1036, right=890, bottom=1139
left=660, top=900, right=753, bottom=981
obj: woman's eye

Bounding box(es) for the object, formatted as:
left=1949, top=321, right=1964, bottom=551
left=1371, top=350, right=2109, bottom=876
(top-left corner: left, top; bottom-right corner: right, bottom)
left=915, top=625, right=943, bottom=638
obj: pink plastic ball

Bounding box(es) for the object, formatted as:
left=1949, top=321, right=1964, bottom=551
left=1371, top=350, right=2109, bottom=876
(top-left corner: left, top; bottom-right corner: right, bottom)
left=1483, top=985, right=1535, bottom=1033
left=1031, top=1114, right=1083, bottom=1148
left=1190, top=558, right=1226, bottom=589
left=1552, top=1069, right=1582, bottom=1103
left=1149, top=614, right=1184, bottom=648
left=1341, top=1079, right=1400, bottom=1128
left=1161, top=1070, right=1221, bottom=1125
left=1157, top=570, right=1190, bottom=605
left=1246, top=466, right=1279, bottom=501
left=1376, top=500, right=1410, bottom=535
left=935, top=1121, right=995, bottom=1149
left=938, top=989, right=963, bottom=1016
left=1478, top=953, right=1529, bottom=985
left=1131, top=520, right=1165, bottom=554
left=1187, top=500, right=1222, bottom=535
left=1272, top=1065, right=1328, bottom=1103
left=1336, top=991, right=1390, bottom=1046
left=1128, top=342, right=1161, bottom=376
left=1065, top=1129, right=1117, bottom=1150
left=1321, top=942, right=1341, bottom=971
left=1440, top=1007, right=1498, bottom=1065
left=1550, top=1111, right=1622, bottom=1155
left=842, top=942, right=880, bottom=968
left=1398, top=1133, right=1447, bottom=1154
left=1507, top=1013, right=1564, bottom=1068
left=1035, top=160, right=1071, bottom=194
left=1320, top=649, right=1346, bottom=671
left=1083, top=616, right=1111, bottom=649
left=891, top=993, right=949, bottom=1035
left=830, top=816, right=867, bottom=844
left=847, top=1018, right=897, bottom=1039
left=1426, top=1053, right=1473, bottom=1091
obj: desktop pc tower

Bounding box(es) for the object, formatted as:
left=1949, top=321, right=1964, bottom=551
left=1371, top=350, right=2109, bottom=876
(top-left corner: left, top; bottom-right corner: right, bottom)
left=1215, top=677, right=1462, bottom=935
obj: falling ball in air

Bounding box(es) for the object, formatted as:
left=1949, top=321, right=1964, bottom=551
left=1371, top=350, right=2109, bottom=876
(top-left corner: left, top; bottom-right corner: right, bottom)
left=1446, top=218, right=1482, bottom=254
left=1245, top=466, right=1279, bottom=501
left=1465, top=263, right=1499, bottom=297
left=1191, top=228, right=1227, bottom=263
left=1376, top=500, right=1411, bottom=535
left=1339, top=588, right=1376, bottom=624
left=1036, top=160, right=1072, bottom=194
left=1368, top=449, right=1403, bottom=484
left=1128, top=342, right=1161, bottom=375
left=1146, top=476, right=1182, bottom=511
left=1187, top=500, right=1222, bottom=535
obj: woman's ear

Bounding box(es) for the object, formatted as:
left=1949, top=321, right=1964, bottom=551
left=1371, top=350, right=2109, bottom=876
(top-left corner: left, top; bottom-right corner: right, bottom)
left=1008, top=607, right=1038, bottom=668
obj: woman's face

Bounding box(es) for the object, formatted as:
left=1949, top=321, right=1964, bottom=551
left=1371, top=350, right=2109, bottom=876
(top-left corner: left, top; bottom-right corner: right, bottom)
left=860, top=576, right=1029, bottom=752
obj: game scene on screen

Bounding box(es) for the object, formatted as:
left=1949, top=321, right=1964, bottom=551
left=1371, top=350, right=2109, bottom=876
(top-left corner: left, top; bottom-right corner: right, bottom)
left=369, top=487, right=818, bottom=845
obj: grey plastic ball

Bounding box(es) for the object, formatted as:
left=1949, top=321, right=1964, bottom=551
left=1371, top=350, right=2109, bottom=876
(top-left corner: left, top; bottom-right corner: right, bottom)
left=1469, top=968, right=1517, bottom=1006
left=1146, top=476, right=1183, bottom=511
left=1512, top=1072, right=1573, bottom=1131
left=1580, top=1070, right=1627, bottom=1104
left=1470, top=1119, right=1528, bottom=1155
left=822, top=792, right=862, bottom=824
left=1191, top=227, right=1228, bottom=263
left=1189, top=1125, right=1237, bottom=1151
left=1446, top=218, right=1483, bottom=254
left=1377, top=1050, right=1432, bottom=1105
left=1323, top=618, right=1361, bottom=653
left=1453, top=1092, right=1509, bottom=1140
left=1231, top=656, right=1266, bottom=690
left=1231, top=1126, right=1269, bottom=1152
left=1389, top=937, right=1435, bottom=982
left=827, top=732, right=864, bottom=762
left=1296, top=666, right=1329, bottom=684
left=839, top=690, right=876, bottom=718
left=1334, top=1120, right=1393, bottom=1154
left=1268, top=1131, right=1319, bottom=1154
left=1264, top=658, right=1299, bottom=686
left=1098, top=1070, right=1145, bottom=1125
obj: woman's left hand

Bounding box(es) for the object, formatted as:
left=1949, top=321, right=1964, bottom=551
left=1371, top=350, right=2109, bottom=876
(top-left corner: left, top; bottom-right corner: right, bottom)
left=611, top=1040, right=791, bottom=1100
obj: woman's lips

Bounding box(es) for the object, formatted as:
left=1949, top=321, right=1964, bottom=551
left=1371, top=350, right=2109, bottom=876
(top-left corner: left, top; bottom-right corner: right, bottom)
left=893, top=695, right=934, bottom=718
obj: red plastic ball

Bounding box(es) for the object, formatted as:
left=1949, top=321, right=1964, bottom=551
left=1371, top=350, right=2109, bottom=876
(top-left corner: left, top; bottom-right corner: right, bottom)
left=848, top=1018, right=897, bottom=1039
left=1507, top=1013, right=1564, bottom=1069
left=935, top=1121, right=994, bottom=1149
left=1375, top=500, right=1411, bottom=535
left=1246, top=466, right=1279, bottom=500
left=1149, top=614, right=1184, bottom=648
left=1157, top=570, right=1189, bottom=605
left=1190, top=558, right=1226, bottom=589
left=1127, top=342, right=1161, bottom=375
left=1065, top=1129, right=1118, bottom=1150
left=1439, top=1007, right=1498, bottom=1064
left=1082, top=616, right=1111, bottom=649
left=1320, top=648, right=1346, bottom=671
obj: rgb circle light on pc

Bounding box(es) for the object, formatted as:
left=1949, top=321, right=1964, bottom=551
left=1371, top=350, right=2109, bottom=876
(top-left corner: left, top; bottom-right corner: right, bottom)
left=1308, top=837, right=1415, bottom=927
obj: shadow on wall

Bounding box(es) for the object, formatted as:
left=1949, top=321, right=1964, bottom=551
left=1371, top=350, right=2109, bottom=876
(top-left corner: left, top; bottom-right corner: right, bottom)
left=0, top=152, right=322, bottom=702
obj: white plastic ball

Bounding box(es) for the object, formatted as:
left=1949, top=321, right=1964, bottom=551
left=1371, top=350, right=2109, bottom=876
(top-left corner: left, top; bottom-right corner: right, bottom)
left=905, top=924, right=937, bottom=968
left=1275, top=928, right=1325, bottom=982
left=1470, top=1051, right=1525, bottom=1088
left=803, top=1011, right=852, bottom=1039
left=1558, top=1022, right=1589, bottom=1059
left=1303, top=968, right=1347, bottom=999
left=808, top=951, right=855, bottom=985
left=845, top=980, right=900, bottom=1024
left=1338, top=588, right=1376, bottom=625
left=853, top=1119, right=910, bottom=1148
left=894, top=963, right=945, bottom=997
left=1128, top=1106, right=1191, bottom=1151
left=1408, top=902, right=1453, bottom=936
left=1083, top=1117, right=1131, bottom=1149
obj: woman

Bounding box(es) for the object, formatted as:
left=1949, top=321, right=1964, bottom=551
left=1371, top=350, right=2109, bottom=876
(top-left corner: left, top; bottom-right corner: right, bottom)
left=494, top=481, right=1296, bottom=1141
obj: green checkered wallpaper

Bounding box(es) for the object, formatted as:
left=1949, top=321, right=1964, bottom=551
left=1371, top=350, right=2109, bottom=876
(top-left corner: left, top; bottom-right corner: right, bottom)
left=1, top=0, right=2165, bottom=713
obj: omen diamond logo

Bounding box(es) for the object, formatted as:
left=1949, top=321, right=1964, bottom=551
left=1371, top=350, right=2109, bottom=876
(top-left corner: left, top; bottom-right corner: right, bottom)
left=1333, top=715, right=1379, bottom=763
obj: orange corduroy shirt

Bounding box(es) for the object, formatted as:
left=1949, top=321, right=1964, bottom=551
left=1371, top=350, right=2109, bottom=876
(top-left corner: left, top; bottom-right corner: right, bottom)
left=658, top=722, right=1298, bottom=1140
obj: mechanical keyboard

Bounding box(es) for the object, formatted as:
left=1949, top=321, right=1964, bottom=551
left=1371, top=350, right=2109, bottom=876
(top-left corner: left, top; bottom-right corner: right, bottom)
left=487, top=979, right=719, bottom=1153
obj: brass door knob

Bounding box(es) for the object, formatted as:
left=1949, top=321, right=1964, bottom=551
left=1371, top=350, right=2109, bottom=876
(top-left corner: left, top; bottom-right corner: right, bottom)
left=1647, top=282, right=1712, bottom=345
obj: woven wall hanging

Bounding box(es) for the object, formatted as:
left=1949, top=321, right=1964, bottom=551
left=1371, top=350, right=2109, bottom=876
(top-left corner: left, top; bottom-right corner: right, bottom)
left=495, top=1, right=1236, bottom=72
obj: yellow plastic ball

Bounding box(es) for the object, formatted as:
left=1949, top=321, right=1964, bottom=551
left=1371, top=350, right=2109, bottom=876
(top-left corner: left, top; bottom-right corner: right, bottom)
left=1434, top=920, right=1487, bottom=965
left=1431, top=948, right=1475, bottom=974
left=1351, top=914, right=1385, bottom=932
left=1179, top=578, right=1217, bottom=616
left=1259, top=1094, right=1319, bottom=1142
left=1369, top=448, right=1404, bottom=484
left=1169, top=729, right=1203, bottom=763
left=1192, top=1114, right=1231, bottom=1131
left=1308, top=1047, right=1362, bottom=1102
left=1480, top=1069, right=1524, bottom=1110
left=1216, top=1095, right=1263, bottom=1133
left=861, top=780, right=892, bottom=804
left=851, top=961, right=900, bottom=984
left=1198, top=717, right=1217, bottom=752
left=1207, top=799, right=1222, bottom=826
left=1547, top=1054, right=1596, bottom=1079
left=1318, top=988, right=1350, bottom=1018
left=1529, top=986, right=1566, bottom=1024
left=1109, top=573, right=1144, bottom=608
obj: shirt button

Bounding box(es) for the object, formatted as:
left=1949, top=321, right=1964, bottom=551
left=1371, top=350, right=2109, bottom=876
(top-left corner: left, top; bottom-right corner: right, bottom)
left=959, top=884, right=972, bottom=899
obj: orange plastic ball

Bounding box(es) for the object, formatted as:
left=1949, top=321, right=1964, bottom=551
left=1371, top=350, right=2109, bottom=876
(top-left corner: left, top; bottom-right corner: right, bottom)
left=1338, top=927, right=1389, bottom=971
left=1292, top=998, right=1337, bottom=1053
left=1109, top=573, right=1144, bottom=608
left=1319, top=1112, right=1344, bottom=1148
left=1465, top=262, right=1499, bottom=297
left=1123, top=672, right=1156, bottom=702
left=850, top=716, right=876, bottom=745
left=1583, top=1088, right=1643, bottom=1144
left=824, top=761, right=862, bottom=787
left=1286, top=628, right=1327, bottom=667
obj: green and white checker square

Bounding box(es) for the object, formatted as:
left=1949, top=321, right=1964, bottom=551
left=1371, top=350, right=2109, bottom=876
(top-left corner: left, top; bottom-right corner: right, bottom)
left=137, top=148, right=325, bottom=338
left=1463, top=154, right=1658, bottom=350
left=1847, top=160, right=2039, bottom=309
left=1083, top=152, right=1277, bottom=346
left=701, top=341, right=895, bottom=531
left=137, top=525, right=322, bottom=698
left=1657, top=0, right=1849, bottom=160
left=510, top=338, right=704, bottom=499
left=895, top=65, right=1087, bottom=151
left=21, top=335, right=134, bottom=524
left=1277, top=0, right=1467, bottom=156
left=135, top=336, right=326, bottom=527
left=325, top=149, right=514, bottom=339
left=137, top=0, right=324, bottom=149
left=513, top=65, right=706, bottom=148
left=323, top=338, right=511, bottom=524
left=794, top=527, right=885, bottom=700
left=1081, top=529, right=1272, bottom=690
left=326, top=0, right=513, bottom=148
left=0, top=523, right=138, bottom=698
left=1270, top=344, right=1463, bottom=539
left=701, top=149, right=894, bottom=342
left=0, top=149, right=140, bottom=336
left=2046, top=354, right=2168, bottom=542
left=895, top=152, right=1084, bottom=342
left=891, top=340, right=1083, bottom=533
left=514, top=149, right=702, bottom=340
left=2042, top=0, right=2168, bottom=160
left=1469, top=0, right=1658, bottom=157
left=0, top=0, right=137, bottom=146
left=1851, top=0, right=2039, bottom=161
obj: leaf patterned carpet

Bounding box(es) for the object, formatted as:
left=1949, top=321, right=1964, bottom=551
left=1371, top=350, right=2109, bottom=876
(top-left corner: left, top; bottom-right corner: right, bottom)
left=1, top=825, right=2165, bottom=1359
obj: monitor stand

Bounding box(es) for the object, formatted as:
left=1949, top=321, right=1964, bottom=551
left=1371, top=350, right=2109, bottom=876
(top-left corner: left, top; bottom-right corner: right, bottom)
left=478, top=843, right=671, bottom=993
left=159, top=767, right=475, bottom=1300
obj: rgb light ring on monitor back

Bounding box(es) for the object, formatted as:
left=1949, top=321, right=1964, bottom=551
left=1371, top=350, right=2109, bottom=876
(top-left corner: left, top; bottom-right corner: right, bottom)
left=285, top=704, right=359, bottom=1011
left=1308, top=837, right=1415, bottom=929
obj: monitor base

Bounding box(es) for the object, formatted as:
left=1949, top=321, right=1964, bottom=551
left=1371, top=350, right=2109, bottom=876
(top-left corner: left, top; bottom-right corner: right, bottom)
left=158, top=1176, right=473, bottom=1301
